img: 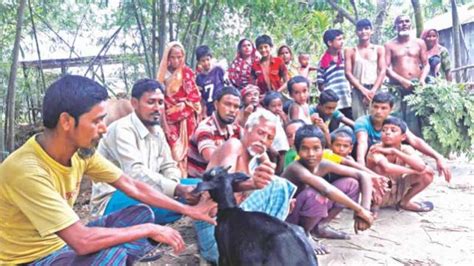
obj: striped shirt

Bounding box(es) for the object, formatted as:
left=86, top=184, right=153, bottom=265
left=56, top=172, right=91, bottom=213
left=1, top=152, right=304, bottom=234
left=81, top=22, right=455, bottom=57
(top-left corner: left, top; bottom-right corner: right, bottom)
left=187, top=113, right=242, bottom=178
left=317, top=59, right=351, bottom=109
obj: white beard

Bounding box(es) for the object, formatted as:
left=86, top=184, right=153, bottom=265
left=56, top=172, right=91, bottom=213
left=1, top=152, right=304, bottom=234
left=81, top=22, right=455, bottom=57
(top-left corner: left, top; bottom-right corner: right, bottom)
left=399, top=30, right=411, bottom=37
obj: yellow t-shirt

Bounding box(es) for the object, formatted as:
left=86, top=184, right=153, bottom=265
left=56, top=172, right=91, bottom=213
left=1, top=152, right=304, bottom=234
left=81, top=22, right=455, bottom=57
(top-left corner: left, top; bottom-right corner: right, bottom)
left=0, top=136, right=122, bottom=264
left=322, top=149, right=344, bottom=164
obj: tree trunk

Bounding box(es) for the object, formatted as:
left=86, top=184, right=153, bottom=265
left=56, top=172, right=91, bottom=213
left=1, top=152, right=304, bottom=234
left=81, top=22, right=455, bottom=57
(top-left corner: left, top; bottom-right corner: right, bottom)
left=28, top=0, right=46, bottom=92
left=372, top=0, right=389, bottom=44
left=451, top=0, right=461, bottom=81
left=152, top=0, right=158, bottom=75
left=4, top=0, right=27, bottom=153
left=158, top=0, right=167, bottom=63
left=132, top=0, right=152, bottom=78
left=168, top=0, right=174, bottom=41
left=326, top=0, right=356, bottom=25
left=410, top=0, right=423, bottom=37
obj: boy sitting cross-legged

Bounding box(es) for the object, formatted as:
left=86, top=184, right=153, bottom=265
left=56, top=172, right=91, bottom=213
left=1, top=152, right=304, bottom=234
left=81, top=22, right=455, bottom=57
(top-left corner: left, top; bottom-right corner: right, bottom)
left=367, top=117, right=435, bottom=213
left=283, top=125, right=375, bottom=254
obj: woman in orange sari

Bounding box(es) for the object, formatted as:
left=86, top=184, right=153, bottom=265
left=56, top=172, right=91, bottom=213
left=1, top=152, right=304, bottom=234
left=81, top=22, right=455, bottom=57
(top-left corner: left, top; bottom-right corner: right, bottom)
left=157, top=42, right=201, bottom=177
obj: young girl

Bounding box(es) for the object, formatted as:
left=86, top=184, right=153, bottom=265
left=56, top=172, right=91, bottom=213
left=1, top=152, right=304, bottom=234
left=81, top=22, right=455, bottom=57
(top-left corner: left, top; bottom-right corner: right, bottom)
left=262, top=91, right=289, bottom=125
left=278, top=45, right=299, bottom=78
left=288, top=76, right=312, bottom=124
left=228, top=38, right=258, bottom=89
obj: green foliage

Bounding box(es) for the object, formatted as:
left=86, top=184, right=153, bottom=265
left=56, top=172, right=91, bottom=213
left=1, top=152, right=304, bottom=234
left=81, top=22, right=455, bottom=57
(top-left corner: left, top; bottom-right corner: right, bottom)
left=405, top=81, right=474, bottom=158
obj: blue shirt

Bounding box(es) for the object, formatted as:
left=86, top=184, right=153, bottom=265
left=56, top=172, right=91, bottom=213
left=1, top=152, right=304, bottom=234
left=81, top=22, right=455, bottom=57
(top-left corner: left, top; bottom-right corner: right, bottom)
left=196, top=66, right=225, bottom=116
left=354, top=115, right=387, bottom=147
left=309, top=106, right=344, bottom=128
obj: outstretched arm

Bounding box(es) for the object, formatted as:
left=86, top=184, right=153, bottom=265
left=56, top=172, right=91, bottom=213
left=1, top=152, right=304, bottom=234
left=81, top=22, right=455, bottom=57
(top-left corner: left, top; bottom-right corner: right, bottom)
left=356, top=131, right=369, bottom=166
left=317, top=160, right=373, bottom=210
left=406, top=130, right=451, bottom=182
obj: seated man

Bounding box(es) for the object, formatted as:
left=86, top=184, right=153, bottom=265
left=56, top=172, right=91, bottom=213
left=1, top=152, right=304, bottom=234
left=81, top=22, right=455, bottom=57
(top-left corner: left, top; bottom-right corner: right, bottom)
left=91, top=79, right=199, bottom=225
left=238, top=84, right=289, bottom=174
left=194, top=109, right=296, bottom=263
left=367, top=117, right=435, bottom=212
left=355, top=92, right=451, bottom=184
left=188, top=86, right=242, bottom=178
left=283, top=125, right=375, bottom=248
left=0, top=75, right=215, bottom=265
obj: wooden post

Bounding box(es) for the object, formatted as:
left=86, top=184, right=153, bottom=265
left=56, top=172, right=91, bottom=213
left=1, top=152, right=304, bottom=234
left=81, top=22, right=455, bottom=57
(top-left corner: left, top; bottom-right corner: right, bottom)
left=451, top=0, right=461, bottom=82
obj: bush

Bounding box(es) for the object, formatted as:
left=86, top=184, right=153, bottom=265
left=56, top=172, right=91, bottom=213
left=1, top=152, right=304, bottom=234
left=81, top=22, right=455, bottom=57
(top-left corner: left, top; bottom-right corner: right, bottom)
left=405, top=80, right=474, bottom=159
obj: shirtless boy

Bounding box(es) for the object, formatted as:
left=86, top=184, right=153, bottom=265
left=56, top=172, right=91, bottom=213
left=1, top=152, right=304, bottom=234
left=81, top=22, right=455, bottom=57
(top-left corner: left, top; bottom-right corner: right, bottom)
left=367, top=117, right=435, bottom=212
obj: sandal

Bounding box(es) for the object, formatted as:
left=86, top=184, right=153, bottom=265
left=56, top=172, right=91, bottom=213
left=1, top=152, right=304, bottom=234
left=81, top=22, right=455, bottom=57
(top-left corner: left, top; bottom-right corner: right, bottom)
left=396, top=200, right=434, bottom=212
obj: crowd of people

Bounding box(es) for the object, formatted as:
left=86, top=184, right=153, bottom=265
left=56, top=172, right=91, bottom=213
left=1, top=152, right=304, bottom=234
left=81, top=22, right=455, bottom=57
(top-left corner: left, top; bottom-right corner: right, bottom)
left=0, top=15, right=454, bottom=265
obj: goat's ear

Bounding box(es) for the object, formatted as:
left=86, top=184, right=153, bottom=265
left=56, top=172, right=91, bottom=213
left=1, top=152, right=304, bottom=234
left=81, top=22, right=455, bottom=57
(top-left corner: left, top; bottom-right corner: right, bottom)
left=192, top=181, right=216, bottom=194
left=229, top=172, right=250, bottom=184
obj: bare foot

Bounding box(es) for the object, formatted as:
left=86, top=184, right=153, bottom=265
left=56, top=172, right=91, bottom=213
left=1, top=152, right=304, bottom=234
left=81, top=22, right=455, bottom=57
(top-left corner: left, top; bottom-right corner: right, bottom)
left=315, top=225, right=350, bottom=240
left=307, top=234, right=330, bottom=255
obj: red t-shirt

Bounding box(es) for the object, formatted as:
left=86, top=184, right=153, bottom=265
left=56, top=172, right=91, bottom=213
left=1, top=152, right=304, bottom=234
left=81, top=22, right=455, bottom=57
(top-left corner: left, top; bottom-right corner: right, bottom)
left=251, top=56, right=288, bottom=95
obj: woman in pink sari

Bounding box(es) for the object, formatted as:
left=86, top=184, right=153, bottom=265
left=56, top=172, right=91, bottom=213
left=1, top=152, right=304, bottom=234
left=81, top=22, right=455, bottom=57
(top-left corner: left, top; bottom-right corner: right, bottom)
left=228, top=38, right=258, bottom=90
left=157, top=42, right=201, bottom=177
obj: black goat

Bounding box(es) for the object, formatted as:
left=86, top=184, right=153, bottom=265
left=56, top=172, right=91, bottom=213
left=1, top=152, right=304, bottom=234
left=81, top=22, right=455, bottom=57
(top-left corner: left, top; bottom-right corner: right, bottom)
left=194, top=166, right=318, bottom=266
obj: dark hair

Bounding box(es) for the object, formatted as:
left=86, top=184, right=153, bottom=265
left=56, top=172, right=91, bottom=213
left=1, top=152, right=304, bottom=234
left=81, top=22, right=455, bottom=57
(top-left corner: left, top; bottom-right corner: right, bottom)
left=356, top=19, right=372, bottom=31
left=255, top=34, right=273, bottom=49
left=383, top=117, right=407, bottom=133
left=237, top=38, right=253, bottom=56
left=373, top=92, right=394, bottom=107
left=216, top=86, right=241, bottom=101
left=323, top=29, right=344, bottom=47
left=43, top=75, right=108, bottom=129
left=196, top=45, right=212, bottom=61
left=294, top=124, right=326, bottom=151
left=287, top=75, right=310, bottom=95
left=262, top=91, right=283, bottom=108
left=319, top=89, right=340, bottom=105
left=277, top=45, right=292, bottom=56
left=131, top=79, right=164, bottom=100
left=330, top=126, right=355, bottom=144
left=283, top=99, right=294, bottom=114
left=285, top=119, right=306, bottom=131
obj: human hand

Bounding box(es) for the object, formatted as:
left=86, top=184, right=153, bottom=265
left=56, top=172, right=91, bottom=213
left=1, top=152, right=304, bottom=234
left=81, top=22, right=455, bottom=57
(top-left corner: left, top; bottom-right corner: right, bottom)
left=175, top=184, right=200, bottom=205
left=370, top=146, right=396, bottom=156
left=149, top=224, right=186, bottom=254
left=184, top=195, right=217, bottom=225
left=311, top=114, right=328, bottom=133
left=400, top=79, right=414, bottom=90
left=367, top=88, right=376, bottom=101
left=252, top=152, right=276, bottom=189
left=166, top=102, right=185, bottom=115
left=354, top=216, right=371, bottom=234
left=244, top=104, right=255, bottom=115
left=353, top=207, right=374, bottom=232
left=371, top=176, right=389, bottom=205
left=436, top=158, right=452, bottom=183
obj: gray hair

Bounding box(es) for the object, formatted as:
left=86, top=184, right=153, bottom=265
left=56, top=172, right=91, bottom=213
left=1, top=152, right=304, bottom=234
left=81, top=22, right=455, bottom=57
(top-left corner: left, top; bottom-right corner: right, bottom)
left=245, top=108, right=279, bottom=129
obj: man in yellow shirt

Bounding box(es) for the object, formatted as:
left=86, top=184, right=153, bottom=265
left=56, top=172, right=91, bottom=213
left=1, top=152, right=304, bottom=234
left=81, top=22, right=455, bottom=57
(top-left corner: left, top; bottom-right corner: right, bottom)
left=0, top=75, right=216, bottom=265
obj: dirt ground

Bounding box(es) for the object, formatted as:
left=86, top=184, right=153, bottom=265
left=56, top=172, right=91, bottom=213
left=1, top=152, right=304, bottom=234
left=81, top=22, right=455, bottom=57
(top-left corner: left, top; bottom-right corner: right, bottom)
left=74, top=157, right=474, bottom=265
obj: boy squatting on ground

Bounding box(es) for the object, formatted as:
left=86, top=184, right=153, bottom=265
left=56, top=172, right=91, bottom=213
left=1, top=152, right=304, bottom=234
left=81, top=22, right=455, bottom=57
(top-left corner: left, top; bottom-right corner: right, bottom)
left=282, top=125, right=380, bottom=254
left=367, top=117, right=435, bottom=213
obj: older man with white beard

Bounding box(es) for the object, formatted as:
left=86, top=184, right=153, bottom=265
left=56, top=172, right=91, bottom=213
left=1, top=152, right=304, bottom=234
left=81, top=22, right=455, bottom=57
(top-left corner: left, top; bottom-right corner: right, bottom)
left=384, top=15, right=430, bottom=137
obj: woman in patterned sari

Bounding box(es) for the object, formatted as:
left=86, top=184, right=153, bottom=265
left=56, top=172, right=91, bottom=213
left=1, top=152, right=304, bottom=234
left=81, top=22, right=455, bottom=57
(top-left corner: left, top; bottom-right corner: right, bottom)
left=157, top=41, right=201, bottom=177
left=228, top=38, right=259, bottom=90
